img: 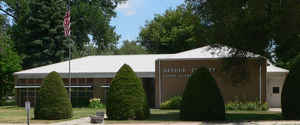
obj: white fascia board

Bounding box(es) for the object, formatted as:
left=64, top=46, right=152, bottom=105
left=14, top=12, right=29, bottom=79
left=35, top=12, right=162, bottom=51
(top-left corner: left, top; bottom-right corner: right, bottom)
left=15, top=72, right=155, bottom=79
left=15, top=86, right=92, bottom=89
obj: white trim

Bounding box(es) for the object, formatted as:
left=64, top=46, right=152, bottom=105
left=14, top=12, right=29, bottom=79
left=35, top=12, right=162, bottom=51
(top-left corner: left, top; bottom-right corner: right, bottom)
left=15, top=86, right=40, bottom=88
left=15, top=72, right=155, bottom=79
left=159, top=60, right=162, bottom=106
left=15, top=86, right=92, bottom=89
left=157, top=57, right=263, bottom=61
left=259, top=63, right=262, bottom=104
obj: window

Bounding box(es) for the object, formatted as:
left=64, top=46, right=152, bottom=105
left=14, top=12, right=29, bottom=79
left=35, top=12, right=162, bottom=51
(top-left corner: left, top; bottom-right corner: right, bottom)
left=273, top=87, right=280, bottom=94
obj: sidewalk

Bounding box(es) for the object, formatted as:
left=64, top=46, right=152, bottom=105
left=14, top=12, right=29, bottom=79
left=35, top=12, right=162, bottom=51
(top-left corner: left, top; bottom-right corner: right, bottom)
left=2, top=120, right=300, bottom=125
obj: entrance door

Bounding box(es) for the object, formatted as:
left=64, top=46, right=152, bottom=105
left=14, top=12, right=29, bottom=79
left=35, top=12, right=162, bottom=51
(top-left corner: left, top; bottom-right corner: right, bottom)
left=268, top=84, right=281, bottom=107
left=267, top=73, right=286, bottom=108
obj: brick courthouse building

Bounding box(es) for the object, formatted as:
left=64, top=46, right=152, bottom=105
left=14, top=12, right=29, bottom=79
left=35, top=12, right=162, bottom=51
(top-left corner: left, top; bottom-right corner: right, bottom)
left=14, top=46, right=289, bottom=108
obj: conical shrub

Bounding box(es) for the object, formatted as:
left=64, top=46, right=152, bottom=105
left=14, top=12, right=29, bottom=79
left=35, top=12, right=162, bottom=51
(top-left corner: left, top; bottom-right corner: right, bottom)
left=282, top=55, right=300, bottom=119
left=107, top=64, right=150, bottom=120
left=34, top=71, right=72, bottom=120
left=180, top=67, right=225, bottom=121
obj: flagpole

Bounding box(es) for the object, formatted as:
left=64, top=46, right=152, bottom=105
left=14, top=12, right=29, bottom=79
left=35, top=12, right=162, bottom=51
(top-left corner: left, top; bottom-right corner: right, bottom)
left=67, top=0, right=71, bottom=101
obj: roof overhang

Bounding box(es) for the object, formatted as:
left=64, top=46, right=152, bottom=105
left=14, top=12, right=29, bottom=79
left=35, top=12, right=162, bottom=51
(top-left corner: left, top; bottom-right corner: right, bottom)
left=15, top=86, right=92, bottom=88
left=15, top=72, right=155, bottom=79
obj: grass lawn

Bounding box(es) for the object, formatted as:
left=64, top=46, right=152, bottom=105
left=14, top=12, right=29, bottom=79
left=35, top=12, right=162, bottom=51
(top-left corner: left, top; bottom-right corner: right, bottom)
left=0, top=106, right=104, bottom=124
left=0, top=106, right=283, bottom=124
left=226, top=111, right=282, bottom=121
left=106, top=109, right=282, bottom=124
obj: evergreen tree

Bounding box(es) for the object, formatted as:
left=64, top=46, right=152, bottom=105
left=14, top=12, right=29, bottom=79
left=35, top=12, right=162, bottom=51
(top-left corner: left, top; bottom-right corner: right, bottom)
left=281, top=55, right=300, bottom=119
left=180, top=67, right=225, bottom=121
left=107, top=64, right=150, bottom=120
left=11, top=0, right=68, bottom=69
left=34, top=71, right=72, bottom=120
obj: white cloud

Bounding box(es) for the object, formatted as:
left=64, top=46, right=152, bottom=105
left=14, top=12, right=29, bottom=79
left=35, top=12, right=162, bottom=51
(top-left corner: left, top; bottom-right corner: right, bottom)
left=125, top=10, right=136, bottom=16
left=117, top=1, right=131, bottom=9
left=116, top=0, right=142, bottom=16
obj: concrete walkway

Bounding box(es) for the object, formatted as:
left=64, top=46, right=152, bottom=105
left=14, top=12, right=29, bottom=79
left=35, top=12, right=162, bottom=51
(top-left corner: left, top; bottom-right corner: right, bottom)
left=269, top=108, right=282, bottom=112
left=2, top=119, right=300, bottom=125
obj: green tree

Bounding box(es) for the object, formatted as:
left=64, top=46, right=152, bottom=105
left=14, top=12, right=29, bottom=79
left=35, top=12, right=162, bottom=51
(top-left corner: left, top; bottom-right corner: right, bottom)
left=9, top=0, right=68, bottom=69
left=116, top=40, right=148, bottom=55
left=281, top=55, right=300, bottom=119
left=138, top=5, right=207, bottom=54
left=34, top=71, right=72, bottom=120
left=273, top=1, right=300, bottom=69
left=0, top=15, right=22, bottom=104
left=180, top=67, right=225, bottom=121
left=70, top=0, right=122, bottom=55
left=185, top=0, right=300, bottom=64
left=186, top=0, right=275, bottom=57
left=107, top=64, right=150, bottom=120
left=2, top=0, right=125, bottom=68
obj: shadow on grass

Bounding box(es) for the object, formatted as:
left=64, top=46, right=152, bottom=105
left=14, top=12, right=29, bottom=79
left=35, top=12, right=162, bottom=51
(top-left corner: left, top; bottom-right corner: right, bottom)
left=0, top=106, right=21, bottom=109
left=148, top=111, right=180, bottom=121
left=226, top=112, right=282, bottom=121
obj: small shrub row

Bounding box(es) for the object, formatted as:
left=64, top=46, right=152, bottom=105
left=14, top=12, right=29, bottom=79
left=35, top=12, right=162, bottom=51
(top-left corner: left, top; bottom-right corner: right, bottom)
left=160, top=96, right=182, bottom=109
left=226, top=101, right=269, bottom=111
left=88, top=98, right=105, bottom=109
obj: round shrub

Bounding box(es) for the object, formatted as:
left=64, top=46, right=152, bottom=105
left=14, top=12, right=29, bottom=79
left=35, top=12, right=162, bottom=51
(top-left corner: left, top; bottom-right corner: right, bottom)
left=180, top=67, right=225, bottom=121
left=281, top=55, right=300, bottom=119
left=34, top=71, right=72, bottom=120
left=160, top=96, right=182, bottom=109
left=106, top=64, right=150, bottom=120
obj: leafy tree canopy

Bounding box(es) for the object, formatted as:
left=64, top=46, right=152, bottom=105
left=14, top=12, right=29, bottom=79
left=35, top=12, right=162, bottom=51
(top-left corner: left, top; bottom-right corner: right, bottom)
left=115, top=40, right=148, bottom=55
left=185, top=0, right=300, bottom=67
left=1, top=0, right=126, bottom=69
left=0, top=15, right=22, bottom=102
left=138, top=5, right=208, bottom=54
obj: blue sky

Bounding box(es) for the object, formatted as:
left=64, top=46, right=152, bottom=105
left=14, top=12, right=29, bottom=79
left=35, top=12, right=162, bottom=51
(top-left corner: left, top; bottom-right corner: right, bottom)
left=110, top=0, right=184, bottom=46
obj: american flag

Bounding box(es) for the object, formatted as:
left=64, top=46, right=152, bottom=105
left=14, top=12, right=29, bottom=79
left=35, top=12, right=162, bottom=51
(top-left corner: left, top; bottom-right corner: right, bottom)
left=64, top=10, right=71, bottom=37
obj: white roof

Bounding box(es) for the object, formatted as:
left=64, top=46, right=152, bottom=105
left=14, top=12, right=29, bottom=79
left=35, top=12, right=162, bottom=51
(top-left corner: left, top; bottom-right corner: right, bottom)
left=14, top=46, right=288, bottom=78
left=163, top=46, right=258, bottom=59
left=14, top=54, right=171, bottom=78
left=267, top=61, right=289, bottom=73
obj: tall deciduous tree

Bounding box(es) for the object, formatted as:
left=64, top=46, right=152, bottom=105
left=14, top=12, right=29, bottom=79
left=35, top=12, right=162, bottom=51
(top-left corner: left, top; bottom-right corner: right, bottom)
left=116, top=40, right=148, bottom=55
left=0, top=15, right=22, bottom=103
left=138, top=5, right=207, bottom=54
left=186, top=0, right=275, bottom=57
left=70, top=0, right=122, bottom=54
left=186, top=0, right=300, bottom=66
left=273, top=0, right=300, bottom=69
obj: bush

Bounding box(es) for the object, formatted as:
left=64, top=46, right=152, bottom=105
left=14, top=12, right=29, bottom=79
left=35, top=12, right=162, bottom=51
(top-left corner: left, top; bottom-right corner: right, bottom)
left=282, top=55, right=300, bottom=119
left=34, top=71, right=72, bottom=120
left=106, top=64, right=150, bottom=120
left=180, top=67, right=225, bottom=121
left=160, top=96, right=182, bottom=109
left=225, top=101, right=269, bottom=111
left=88, top=98, right=105, bottom=109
